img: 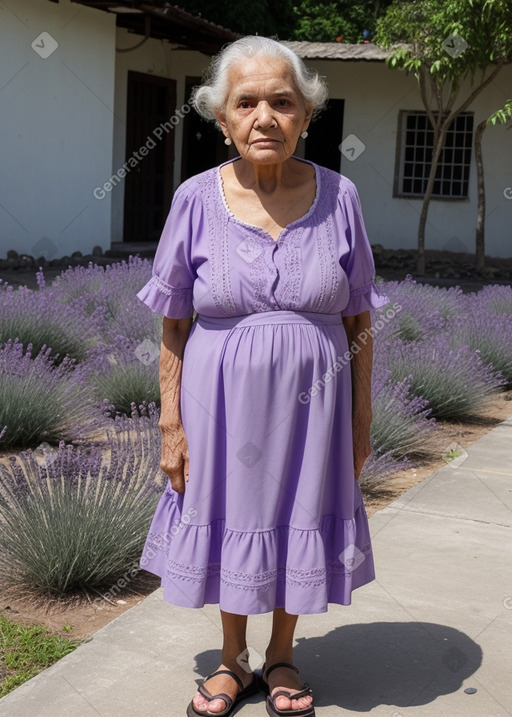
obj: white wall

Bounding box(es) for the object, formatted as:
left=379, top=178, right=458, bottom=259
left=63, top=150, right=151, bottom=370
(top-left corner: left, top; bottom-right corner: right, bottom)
left=309, top=59, right=512, bottom=258
left=0, top=0, right=115, bottom=259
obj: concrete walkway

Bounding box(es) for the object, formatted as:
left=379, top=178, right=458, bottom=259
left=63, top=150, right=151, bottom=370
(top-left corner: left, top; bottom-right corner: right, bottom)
left=2, top=417, right=512, bottom=717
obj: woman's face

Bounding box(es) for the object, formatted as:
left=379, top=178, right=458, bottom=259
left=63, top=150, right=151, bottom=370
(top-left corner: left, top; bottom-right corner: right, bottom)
left=217, top=55, right=312, bottom=166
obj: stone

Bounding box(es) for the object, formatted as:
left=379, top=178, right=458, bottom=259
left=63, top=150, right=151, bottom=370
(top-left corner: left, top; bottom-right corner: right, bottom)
left=92, top=245, right=103, bottom=257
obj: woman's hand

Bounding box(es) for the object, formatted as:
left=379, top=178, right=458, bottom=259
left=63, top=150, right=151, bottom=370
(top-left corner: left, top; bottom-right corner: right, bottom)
left=160, top=423, right=189, bottom=494
left=158, top=316, right=194, bottom=494
left=352, top=411, right=372, bottom=481
left=342, top=311, right=373, bottom=483
left=160, top=424, right=188, bottom=493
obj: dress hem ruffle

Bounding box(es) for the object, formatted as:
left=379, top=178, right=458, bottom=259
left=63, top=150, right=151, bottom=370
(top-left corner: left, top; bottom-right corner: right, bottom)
left=139, top=485, right=375, bottom=615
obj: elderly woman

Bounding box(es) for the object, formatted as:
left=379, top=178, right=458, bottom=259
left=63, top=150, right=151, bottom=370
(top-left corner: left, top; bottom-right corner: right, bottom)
left=137, top=36, right=386, bottom=717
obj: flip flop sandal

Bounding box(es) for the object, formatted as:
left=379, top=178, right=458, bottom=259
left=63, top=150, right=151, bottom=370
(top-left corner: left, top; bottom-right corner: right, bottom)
left=259, top=662, right=315, bottom=717
left=186, top=668, right=259, bottom=717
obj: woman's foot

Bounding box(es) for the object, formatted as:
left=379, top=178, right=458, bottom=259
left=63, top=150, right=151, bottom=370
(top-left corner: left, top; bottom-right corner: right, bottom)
left=191, top=663, right=255, bottom=714
left=264, top=662, right=314, bottom=712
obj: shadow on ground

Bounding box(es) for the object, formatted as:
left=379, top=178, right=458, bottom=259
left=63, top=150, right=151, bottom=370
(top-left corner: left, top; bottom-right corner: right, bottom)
left=191, top=621, right=482, bottom=712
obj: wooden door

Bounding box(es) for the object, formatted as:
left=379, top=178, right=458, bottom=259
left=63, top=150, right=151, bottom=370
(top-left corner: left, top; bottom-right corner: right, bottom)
left=123, top=72, right=176, bottom=242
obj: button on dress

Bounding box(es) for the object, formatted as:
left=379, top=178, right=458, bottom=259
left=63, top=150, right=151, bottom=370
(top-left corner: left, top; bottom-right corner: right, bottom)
left=137, top=157, right=387, bottom=615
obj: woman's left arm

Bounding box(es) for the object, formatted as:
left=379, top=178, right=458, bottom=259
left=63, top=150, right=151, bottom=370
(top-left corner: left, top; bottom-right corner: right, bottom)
left=342, top=311, right=373, bottom=481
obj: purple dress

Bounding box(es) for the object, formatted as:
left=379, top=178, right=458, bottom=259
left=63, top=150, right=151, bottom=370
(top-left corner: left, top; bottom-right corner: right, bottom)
left=137, top=157, right=386, bottom=615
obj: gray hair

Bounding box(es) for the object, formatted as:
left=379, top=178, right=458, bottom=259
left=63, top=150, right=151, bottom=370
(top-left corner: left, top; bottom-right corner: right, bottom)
left=191, top=36, right=328, bottom=123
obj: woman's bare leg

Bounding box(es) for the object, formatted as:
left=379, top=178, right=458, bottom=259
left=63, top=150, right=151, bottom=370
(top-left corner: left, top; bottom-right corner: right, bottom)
left=265, top=608, right=314, bottom=712
left=192, top=610, right=252, bottom=713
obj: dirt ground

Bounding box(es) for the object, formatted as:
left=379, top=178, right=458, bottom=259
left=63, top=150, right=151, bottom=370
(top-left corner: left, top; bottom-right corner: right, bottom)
left=1, top=391, right=511, bottom=643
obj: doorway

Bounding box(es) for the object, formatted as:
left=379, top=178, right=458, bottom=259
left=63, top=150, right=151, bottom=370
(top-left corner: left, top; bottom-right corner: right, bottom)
left=123, top=71, right=176, bottom=242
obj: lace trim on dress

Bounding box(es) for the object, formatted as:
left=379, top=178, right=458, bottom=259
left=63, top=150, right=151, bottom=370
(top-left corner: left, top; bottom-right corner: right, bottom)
left=196, top=170, right=237, bottom=316
left=313, top=169, right=343, bottom=313
left=280, top=226, right=303, bottom=310
left=146, top=274, right=192, bottom=298
left=348, top=282, right=376, bottom=298
left=162, top=544, right=373, bottom=590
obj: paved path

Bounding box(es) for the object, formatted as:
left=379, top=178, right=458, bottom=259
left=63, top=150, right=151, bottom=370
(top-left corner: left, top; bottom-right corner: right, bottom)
left=1, top=417, right=511, bottom=717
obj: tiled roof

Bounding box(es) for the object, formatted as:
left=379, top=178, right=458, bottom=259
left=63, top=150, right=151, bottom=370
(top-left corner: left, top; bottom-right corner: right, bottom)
left=281, top=41, right=390, bottom=61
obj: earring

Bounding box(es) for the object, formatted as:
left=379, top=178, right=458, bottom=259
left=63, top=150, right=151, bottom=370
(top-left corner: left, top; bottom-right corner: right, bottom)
left=224, top=137, right=232, bottom=146
left=301, top=131, right=308, bottom=139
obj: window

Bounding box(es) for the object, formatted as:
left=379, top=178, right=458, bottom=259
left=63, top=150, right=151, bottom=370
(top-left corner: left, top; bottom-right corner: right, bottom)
left=395, top=111, right=473, bottom=199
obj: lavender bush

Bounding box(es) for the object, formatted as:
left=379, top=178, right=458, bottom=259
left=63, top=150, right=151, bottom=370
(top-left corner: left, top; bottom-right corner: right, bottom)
left=0, top=278, right=100, bottom=364
left=374, top=277, right=465, bottom=342
left=0, top=405, right=164, bottom=595
left=0, top=341, right=103, bottom=450
left=88, top=352, right=160, bottom=416
left=49, top=257, right=160, bottom=349
left=370, top=368, right=436, bottom=458
left=381, top=335, right=505, bottom=420
left=449, top=288, right=512, bottom=388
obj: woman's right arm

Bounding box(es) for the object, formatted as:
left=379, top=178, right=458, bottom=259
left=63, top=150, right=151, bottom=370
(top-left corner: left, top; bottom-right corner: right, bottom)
left=159, top=315, right=194, bottom=494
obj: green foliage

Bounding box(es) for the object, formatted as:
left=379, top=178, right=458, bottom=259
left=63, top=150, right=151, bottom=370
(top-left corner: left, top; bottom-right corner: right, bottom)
left=376, top=0, right=512, bottom=81
left=178, top=0, right=296, bottom=37
left=90, top=360, right=160, bottom=417
left=178, top=0, right=392, bottom=42
left=0, top=616, right=80, bottom=697
left=293, top=0, right=353, bottom=42
left=488, top=98, right=512, bottom=126
left=0, top=416, right=162, bottom=595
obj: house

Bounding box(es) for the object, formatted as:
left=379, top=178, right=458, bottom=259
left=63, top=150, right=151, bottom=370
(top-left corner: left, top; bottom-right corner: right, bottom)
left=0, top=0, right=511, bottom=261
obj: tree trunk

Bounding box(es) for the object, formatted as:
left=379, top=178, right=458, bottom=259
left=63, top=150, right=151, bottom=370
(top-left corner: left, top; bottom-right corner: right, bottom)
left=416, top=124, right=449, bottom=274
left=474, top=119, right=487, bottom=270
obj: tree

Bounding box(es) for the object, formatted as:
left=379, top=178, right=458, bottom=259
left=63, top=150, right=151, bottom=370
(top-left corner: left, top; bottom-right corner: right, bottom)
left=375, top=0, right=512, bottom=273
left=178, top=0, right=393, bottom=42
left=474, top=99, right=512, bottom=269
left=292, top=0, right=394, bottom=42
left=177, top=0, right=296, bottom=38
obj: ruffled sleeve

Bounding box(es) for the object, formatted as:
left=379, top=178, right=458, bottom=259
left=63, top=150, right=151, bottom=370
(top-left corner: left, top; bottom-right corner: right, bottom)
left=136, top=183, right=201, bottom=319
left=339, top=181, right=388, bottom=317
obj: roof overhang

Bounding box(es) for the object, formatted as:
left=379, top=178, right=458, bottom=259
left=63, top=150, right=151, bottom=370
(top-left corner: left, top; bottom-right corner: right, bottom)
left=68, top=1, right=239, bottom=53
left=281, top=41, right=390, bottom=62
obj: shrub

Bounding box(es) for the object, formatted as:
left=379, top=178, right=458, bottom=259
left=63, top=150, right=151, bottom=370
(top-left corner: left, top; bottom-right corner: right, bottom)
left=449, top=289, right=512, bottom=388
left=88, top=356, right=160, bottom=416
left=0, top=279, right=99, bottom=363
left=0, top=341, right=102, bottom=450
left=359, top=451, right=408, bottom=489
left=375, top=277, right=465, bottom=342
left=371, top=369, right=435, bottom=459
left=49, top=256, right=160, bottom=348
left=470, top=284, right=512, bottom=316
left=382, top=336, right=505, bottom=420
left=0, top=406, right=163, bottom=595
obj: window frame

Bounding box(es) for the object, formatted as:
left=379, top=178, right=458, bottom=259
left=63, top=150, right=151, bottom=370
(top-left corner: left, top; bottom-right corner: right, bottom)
left=393, top=110, right=474, bottom=201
